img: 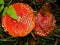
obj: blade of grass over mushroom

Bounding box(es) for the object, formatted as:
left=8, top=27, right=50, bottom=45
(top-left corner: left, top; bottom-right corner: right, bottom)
left=7, top=6, right=18, bottom=20
left=0, top=0, right=4, bottom=4
left=0, top=5, right=4, bottom=12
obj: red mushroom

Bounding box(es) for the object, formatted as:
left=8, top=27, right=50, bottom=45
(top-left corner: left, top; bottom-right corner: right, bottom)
left=2, top=3, right=35, bottom=37
left=33, top=3, right=56, bottom=36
